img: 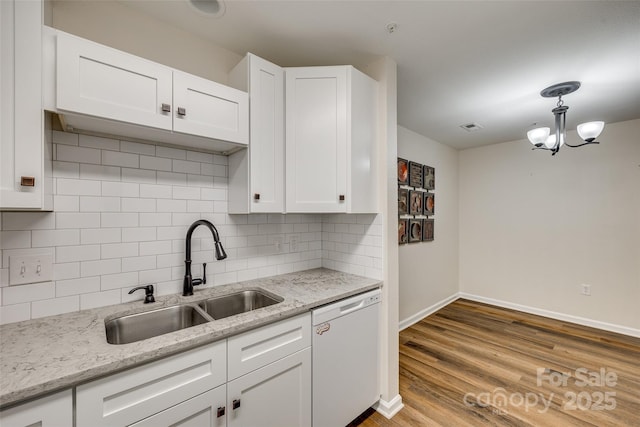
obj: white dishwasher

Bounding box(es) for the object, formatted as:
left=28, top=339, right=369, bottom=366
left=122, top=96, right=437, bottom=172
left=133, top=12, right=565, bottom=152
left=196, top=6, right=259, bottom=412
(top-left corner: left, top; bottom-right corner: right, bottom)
left=312, top=288, right=381, bottom=427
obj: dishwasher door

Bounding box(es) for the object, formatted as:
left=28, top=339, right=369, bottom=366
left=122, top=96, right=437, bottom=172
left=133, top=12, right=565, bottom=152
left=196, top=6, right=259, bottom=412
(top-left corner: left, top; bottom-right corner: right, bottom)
left=312, top=289, right=381, bottom=427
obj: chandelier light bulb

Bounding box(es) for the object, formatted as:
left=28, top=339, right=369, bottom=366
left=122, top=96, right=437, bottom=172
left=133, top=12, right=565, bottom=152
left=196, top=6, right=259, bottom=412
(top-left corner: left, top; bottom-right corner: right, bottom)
left=527, top=127, right=550, bottom=145
left=577, top=121, right=605, bottom=142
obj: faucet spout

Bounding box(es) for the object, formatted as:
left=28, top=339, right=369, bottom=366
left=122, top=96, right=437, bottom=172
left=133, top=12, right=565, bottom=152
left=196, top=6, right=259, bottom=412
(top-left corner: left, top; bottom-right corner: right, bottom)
left=183, top=219, right=227, bottom=296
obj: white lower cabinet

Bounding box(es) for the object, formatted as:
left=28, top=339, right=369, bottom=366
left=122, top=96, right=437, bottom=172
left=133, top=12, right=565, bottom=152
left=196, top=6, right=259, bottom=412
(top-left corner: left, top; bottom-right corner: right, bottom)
left=227, top=348, right=311, bottom=427
left=76, top=340, right=227, bottom=427
left=130, top=385, right=227, bottom=427
left=0, top=389, right=72, bottom=427
left=74, top=314, right=311, bottom=427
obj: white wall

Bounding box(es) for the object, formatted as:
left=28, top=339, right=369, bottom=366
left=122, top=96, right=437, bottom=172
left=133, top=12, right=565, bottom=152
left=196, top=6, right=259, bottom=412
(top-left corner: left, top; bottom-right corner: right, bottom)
left=459, top=119, right=640, bottom=331
left=397, top=126, right=459, bottom=328
left=51, top=0, right=241, bottom=84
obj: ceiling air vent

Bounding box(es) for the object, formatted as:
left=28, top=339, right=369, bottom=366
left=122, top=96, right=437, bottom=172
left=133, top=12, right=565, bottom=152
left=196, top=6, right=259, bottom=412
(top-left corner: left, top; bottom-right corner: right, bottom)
left=460, top=122, right=483, bottom=132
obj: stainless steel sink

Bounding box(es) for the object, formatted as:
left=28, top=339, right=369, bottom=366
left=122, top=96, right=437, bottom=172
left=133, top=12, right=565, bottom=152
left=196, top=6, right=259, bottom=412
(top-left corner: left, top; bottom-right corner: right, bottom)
left=105, top=304, right=211, bottom=345
left=198, top=289, right=283, bottom=320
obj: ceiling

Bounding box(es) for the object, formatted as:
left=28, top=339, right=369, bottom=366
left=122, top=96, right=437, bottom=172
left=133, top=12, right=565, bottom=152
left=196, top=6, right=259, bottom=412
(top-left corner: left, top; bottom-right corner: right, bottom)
left=120, top=0, right=640, bottom=150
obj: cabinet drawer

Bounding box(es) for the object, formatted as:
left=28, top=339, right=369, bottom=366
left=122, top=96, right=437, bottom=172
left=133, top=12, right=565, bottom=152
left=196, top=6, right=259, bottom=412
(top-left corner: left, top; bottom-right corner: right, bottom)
left=228, top=313, right=310, bottom=380
left=76, top=340, right=226, bottom=427
left=129, top=385, right=226, bottom=427
left=0, top=389, right=72, bottom=427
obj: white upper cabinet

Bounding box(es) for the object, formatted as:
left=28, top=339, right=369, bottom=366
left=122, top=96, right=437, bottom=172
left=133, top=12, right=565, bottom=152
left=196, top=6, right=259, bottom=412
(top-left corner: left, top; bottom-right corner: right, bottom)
left=52, top=30, right=248, bottom=153
left=173, top=70, right=248, bottom=144
left=285, top=66, right=378, bottom=213
left=228, top=53, right=284, bottom=213
left=56, top=32, right=173, bottom=131
left=0, top=0, right=51, bottom=210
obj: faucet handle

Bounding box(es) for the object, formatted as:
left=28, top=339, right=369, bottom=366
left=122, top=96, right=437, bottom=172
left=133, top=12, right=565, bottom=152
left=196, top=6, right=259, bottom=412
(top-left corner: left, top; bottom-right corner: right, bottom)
left=129, top=284, right=155, bottom=303
left=192, top=263, right=207, bottom=287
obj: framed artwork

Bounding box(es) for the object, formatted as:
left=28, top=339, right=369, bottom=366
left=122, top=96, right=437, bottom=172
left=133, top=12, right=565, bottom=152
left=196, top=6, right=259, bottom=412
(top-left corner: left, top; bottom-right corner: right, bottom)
left=423, top=192, right=435, bottom=216
left=397, top=158, right=409, bottom=185
left=409, top=161, right=423, bottom=188
left=398, top=219, right=409, bottom=244
left=423, top=165, right=435, bottom=190
left=398, top=188, right=409, bottom=215
left=422, top=219, right=434, bottom=241
left=409, top=219, right=422, bottom=243
left=409, top=190, right=423, bottom=215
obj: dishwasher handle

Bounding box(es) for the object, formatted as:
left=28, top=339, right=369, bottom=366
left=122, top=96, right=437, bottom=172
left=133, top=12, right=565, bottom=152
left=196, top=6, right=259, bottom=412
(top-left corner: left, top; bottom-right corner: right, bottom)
left=312, top=289, right=381, bottom=325
left=338, top=300, right=365, bottom=316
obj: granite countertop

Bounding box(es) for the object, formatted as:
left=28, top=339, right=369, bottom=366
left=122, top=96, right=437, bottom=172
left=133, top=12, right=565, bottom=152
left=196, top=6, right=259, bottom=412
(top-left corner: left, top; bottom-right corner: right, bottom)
left=0, top=268, right=380, bottom=408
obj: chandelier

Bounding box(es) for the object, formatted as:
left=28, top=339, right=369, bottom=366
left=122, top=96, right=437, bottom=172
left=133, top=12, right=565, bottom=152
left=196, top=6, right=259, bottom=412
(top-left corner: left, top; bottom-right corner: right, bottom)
left=527, top=81, right=604, bottom=156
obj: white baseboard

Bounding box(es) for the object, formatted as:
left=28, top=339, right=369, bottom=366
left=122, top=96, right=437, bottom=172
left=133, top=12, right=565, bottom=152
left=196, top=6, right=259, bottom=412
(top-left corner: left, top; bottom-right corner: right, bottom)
left=399, top=293, right=458, bottom=331
left=374, top=394, right=404, bottom=419
left=459, top=292, right=640, bottom=338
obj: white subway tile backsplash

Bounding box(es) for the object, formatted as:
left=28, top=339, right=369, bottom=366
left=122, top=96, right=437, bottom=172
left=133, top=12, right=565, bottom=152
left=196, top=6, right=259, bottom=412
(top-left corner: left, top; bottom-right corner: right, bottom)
left=53, top=195, right=80, bottom=212
left=32, top=229, right=80, bottom=247
left=102, top=181, right=140, bottom=198
left=56, top=245, right=100, bottom=263
left=57, top=178, right=101, bottom=196
left=1, top=212, right=55, bottom=231
left=102, top=150, right=139, bottom=168
left=56, top=213, right=101, bottom=229
left=156, top=146, right=186, bottom=160
left=80, top=289, right=121, bottom=310
left=81, top=228, right=121, bottom=244
left=0, top=131, right=379, bottom=325
left=56, top=276, right=101, bottom=297
left=80, top=196, right=121, bottom=212
left=101, top=242, right=138, bottom=259
left=79, top=134, right=120, bottom=151
left=0, top=231, right=31, bottom=249
left=121, top=140, right=155, bottom=156
left=140, top=155, right=172, bottom=171
left=80, top=164, right=121, bottom=181
left=101, top=213, right=139, bottom=228
left=57, top=144, right=101, bottom=164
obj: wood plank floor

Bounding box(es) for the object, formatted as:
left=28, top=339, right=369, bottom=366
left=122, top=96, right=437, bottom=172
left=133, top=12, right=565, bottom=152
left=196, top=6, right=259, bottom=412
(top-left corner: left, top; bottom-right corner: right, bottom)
left=355, top=299, right=640, bottom=427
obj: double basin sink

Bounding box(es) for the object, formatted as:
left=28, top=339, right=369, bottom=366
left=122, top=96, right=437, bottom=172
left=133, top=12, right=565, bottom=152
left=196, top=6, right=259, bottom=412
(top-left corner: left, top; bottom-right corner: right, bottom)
left=105, top=289, right=283, bottom=345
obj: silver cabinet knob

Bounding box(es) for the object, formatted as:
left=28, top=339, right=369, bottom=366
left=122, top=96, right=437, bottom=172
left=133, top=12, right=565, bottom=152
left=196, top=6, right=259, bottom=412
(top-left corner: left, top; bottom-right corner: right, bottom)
left=177, top=107, right=186, bottom=116
left=161, top=103, right=171, bottom=113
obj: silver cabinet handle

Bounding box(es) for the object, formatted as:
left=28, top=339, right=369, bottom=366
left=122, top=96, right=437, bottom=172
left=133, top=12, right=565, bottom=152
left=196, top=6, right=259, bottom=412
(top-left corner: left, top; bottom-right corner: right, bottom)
left=177, top=107, right=186, bottom=116
left=161, top=103, right=171, bottom=113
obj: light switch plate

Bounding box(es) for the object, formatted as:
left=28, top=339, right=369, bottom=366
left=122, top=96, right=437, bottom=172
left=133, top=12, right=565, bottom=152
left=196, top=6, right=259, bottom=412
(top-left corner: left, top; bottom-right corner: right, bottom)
left=9, top=253, right=53, bottom=285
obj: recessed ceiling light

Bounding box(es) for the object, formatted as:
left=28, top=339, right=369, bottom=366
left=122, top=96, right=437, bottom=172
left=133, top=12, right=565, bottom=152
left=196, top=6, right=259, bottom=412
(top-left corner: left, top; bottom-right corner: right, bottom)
left=189, top=0, right=226, bottom=17
left=460, top=122, right=483, bottom=132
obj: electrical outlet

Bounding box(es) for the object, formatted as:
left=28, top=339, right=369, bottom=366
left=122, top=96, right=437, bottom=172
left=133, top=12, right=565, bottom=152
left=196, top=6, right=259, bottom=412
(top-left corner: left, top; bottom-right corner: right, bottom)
left=581, top=284, right=591, bottom=296
left=9, top=253, right=53, bottom=285
left=273, top=236, right=284, bottom=252
left=289, top=234, right=300, bottom=252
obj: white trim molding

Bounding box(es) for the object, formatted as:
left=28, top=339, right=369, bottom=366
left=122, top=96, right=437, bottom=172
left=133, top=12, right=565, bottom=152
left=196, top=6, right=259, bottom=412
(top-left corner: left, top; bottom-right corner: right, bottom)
left=459, top=293, right=640, bottom=338
left=399, top=293, right=458, bottom=331
left=374, top=394, right=404, bottom=419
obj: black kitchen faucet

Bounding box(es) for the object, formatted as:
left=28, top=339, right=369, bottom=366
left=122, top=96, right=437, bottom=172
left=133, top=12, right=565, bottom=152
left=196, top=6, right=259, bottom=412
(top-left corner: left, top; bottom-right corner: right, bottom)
left=183, top=219, right=227, bottom=296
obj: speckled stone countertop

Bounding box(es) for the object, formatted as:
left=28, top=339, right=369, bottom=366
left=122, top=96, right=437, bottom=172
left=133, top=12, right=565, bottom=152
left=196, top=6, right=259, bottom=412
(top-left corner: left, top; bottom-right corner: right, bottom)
left=0, top=268, right=380, bottom=408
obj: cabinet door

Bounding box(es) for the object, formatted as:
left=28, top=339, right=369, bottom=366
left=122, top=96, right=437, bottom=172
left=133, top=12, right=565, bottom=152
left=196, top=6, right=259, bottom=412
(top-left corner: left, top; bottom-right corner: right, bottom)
left=76, top=340, right=226, bottom=427
left=285, top=67, right=347, bottom=213
left=129, top=385, right=226, bottom=427
left=173, top=71, right=248, bottom=145
left=56, top=32, right=173, bottom=131
left=248, top=54, right=284, bottom=213
left=0, top=0, right=44, bottom=209
left=227, top=347, right=311, bottom=427
left=0, top=389, right=72, bottom=427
